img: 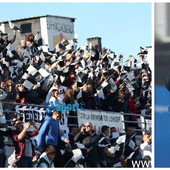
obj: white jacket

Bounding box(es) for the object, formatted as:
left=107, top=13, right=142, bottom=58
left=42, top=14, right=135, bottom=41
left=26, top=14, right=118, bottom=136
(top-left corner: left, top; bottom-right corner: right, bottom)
left=38, top=152, right=55, bottom=168
left=140, top=141, right=152, bottom=159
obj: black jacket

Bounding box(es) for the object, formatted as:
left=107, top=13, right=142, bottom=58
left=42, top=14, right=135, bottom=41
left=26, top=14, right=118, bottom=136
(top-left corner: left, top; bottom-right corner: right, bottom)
left=81, top=91, right=98, bottom=109
left=74, top=131, right=101, bottom=162
left=0, top=129, right=11, bottom=149
left=98, top=133, right=110, bottom=162
left=0, top=35, right=16, bottom=53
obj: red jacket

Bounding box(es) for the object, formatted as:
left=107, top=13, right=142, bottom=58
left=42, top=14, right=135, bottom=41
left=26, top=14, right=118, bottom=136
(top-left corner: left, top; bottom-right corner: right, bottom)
left=12, top=130, right=36, bottom=157
left=128, top=97, right=137, bottom=121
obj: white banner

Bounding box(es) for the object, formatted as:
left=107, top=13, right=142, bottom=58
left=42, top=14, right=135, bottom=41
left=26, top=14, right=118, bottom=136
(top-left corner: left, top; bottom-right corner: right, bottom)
left=15, top=105, right=69, bottom=138
left=15, top=105, right=46, bottom=125
left=78, top=109, right=124, bottom=134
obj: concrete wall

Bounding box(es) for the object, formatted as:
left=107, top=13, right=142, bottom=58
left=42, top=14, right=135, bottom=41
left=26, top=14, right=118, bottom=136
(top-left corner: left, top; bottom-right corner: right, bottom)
left=1, top=15, right=75, bottom=51
left=46, top=16, right=74, bottom=50
left=4, top=18, right=41, bottom=50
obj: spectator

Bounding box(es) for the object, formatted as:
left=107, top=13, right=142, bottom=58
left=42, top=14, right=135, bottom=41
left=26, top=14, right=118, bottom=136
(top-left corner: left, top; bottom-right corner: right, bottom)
left=81, top=84, right=98, bottom=110
left=110, top=127, right=117, bottom=137
left=0, top=30, right=16, bottom=54
left=37, top=111, right=69, bottom=149
left=37, top=111, right=70, bottom=168
left=17, top=40, right=27, bottom=57
left=16, top=83, right=38, bottom=104
left=36, top=145, right=56, bottom=168
left=49, top=89, right=61, bottom=107
left=0, top=128, right=11, bottom=167
left=74, top=122, right=101, bottom=167
left=124, top=127, right=139, bottom=159
left=0, top=23, right=151, bottom=168
left=0, top=80, right=7, bottom=92
left=63, top=87, right=78, bottom=126
left=112, top=90, right=130, bottom=113
left=68, top=126, right=79, bottom=147
left=11, top=120, right=39, bottom=167
left=0, top=70, right=10, bottom=82
left=46, top=79, right=67, bottom=103
left=0, top=81, right=12, bottom=119
left=6, top=78, right=16, bottom=101
left=63, top=87, right=74, bottom=105
left=98, top=125, right=111, bottom=167
left=26, top=33, right=38, bottom=56
left=140, top=133, right=152, bottom=159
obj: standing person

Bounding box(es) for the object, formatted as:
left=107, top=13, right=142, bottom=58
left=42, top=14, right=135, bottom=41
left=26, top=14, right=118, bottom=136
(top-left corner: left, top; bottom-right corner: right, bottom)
left=37, top=111, right=70, bottom=167
left=17, top=40, right=27, bottom=57
left=6, top=78, right=16, bottom=107
left=74, top=122, right=101, bottom=167
left=36, top=145, right=56, bottom=168
left=122, top=127, right=139, bottom=159
left=11, top=120, right=39, bottom=167
left=63, top=87, right=78, bottom=127
left=0, top=81, right=12, bottom=120
left=0, top=128, right=11, bottom=167
left=37, top=111, right=69, bottom=149
left=26, top=33, right=38, bottom=56
left=81, top=84, right=98, bottom=110
left=62, top=87, right=74, bottom=105
left=0, top=30, right=16, bottom=54
left=98, top=125, right=111, bottom=167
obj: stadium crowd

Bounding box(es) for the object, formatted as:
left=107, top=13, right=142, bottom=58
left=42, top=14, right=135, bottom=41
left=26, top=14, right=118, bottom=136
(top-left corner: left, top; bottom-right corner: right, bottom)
left=0, top=24, right=152, bottom=167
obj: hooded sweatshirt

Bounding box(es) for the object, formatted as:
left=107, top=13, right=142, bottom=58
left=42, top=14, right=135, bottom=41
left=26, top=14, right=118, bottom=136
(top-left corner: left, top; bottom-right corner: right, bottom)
left=37, top=114, right=65, bottom=147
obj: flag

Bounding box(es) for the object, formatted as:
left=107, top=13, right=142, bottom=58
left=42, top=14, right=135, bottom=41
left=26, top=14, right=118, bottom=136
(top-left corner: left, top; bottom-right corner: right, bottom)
left=8, top=20, right=21, bottom=32
left=98, top=137, right=111, bottom=147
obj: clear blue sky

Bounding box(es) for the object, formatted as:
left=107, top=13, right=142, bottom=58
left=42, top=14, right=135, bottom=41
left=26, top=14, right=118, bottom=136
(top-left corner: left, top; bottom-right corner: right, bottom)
left=0, top=3, right=151, bottom=61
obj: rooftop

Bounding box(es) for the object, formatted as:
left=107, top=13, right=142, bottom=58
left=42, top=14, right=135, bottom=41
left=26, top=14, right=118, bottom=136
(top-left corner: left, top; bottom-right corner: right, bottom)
left=0, top=14, right=76, bottom=24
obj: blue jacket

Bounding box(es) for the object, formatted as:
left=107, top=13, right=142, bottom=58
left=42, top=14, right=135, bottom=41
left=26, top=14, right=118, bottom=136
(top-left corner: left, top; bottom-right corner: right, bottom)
left=37, top=115, right=65, bottom=147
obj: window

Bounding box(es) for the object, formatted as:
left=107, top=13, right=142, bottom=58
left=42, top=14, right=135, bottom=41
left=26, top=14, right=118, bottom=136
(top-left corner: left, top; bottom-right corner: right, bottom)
left=20, top=23, right=32, bottom=34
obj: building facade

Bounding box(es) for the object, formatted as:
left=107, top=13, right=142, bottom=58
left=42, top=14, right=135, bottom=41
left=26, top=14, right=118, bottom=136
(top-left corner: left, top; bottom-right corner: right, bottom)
left=0, top=15, right=76, bottom=51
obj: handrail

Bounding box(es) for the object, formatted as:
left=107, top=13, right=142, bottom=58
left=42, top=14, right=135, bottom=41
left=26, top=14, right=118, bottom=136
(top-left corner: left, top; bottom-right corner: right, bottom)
left=2, top=101, right=151, bottom=119
left=2, top=101, right=151, bottom=136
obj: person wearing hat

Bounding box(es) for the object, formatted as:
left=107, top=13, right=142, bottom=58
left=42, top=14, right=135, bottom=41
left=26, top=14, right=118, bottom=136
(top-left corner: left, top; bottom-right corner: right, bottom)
left=11, top=120, right=39, bottom=167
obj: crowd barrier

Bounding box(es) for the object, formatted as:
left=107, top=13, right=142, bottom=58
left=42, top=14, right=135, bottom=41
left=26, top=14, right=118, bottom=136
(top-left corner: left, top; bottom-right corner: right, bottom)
left=2, top=101, right=151, bottom=136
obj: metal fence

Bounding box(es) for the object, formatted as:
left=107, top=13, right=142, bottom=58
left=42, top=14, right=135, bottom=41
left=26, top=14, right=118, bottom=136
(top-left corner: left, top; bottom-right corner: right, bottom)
left=2, top=101, right=151, bottom=135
